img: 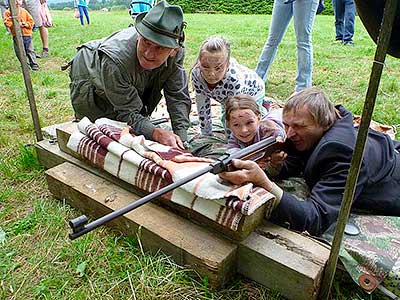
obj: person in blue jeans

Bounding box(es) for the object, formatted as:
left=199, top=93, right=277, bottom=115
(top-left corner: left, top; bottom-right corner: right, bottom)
left=75, top=0, right=90, bottom=26
left=332, top=0, right=355, bottom=45
left=255, top=0, right=319, bottom=92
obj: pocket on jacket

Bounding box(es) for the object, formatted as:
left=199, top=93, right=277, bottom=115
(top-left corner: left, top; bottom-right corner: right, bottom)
left=70, top=79, right=95, bottom=120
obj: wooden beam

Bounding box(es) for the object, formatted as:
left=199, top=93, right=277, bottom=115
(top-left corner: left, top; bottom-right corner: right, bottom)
left=46, top=162, right=237, bottom=288
left=238, top=222, right=330, bottom=300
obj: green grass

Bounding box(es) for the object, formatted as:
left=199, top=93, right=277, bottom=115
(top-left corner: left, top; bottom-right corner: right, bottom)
left=0, top=10, right=398, bottom=300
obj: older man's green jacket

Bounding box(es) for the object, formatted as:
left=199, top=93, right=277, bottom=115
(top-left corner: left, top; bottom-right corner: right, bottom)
left=69, top=27, right=191, bottom=141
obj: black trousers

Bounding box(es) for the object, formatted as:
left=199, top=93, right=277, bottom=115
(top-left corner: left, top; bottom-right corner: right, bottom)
left=13, top=35, right=38, bottom=68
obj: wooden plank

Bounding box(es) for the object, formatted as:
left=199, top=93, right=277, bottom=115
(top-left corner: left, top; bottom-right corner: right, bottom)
left=46, top=162, right=237, bottom=288
left=54, top=122, right=268, bottom=241
left=41, top=121, right=74, bottom=141
left=238, top=222, right=330, bottom=300
left=55, top=121, right=81, bottom=158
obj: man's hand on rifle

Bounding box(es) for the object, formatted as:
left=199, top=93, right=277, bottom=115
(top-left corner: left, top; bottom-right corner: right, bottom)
left=219, top=159, right=274, bottom=192
left=152, top=127, right=185, bottom=150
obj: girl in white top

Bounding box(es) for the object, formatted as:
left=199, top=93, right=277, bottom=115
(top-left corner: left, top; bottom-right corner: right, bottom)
left=191, top=36, right=267, bottom=136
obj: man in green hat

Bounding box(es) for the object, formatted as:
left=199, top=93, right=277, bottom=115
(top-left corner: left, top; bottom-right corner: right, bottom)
left=68, top=0, right=190, bottom=149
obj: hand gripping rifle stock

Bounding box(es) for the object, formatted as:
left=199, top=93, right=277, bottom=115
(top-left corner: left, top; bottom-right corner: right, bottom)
left=68, top=136, right=284, bottom=240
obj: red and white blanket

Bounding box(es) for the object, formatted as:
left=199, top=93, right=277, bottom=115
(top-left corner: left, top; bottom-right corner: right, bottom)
left=67, top=117, right=275, bottom=230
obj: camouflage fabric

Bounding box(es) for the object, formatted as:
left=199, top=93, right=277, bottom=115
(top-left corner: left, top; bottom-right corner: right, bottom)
left=187, top=122, right=228, bottom=158
left=382, top=258, right=400, bottom=297
left=322, top=215, right=400, bottom=296
left=160, top=119, right=229, bottom=158
left=268, top=176, right=400, bottom=297
left=188, top=133, right=228, bottom=158
left=275, top=177, right=309, bottom=200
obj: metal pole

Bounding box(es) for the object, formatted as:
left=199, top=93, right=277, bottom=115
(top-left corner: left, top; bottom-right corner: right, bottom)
left=319, top=0, right=398, bottom=298
left=8, top=0, right=43, bottom=142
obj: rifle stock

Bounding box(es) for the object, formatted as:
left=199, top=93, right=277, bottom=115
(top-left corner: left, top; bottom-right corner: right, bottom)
left=69, top=136, right=284, bottom=240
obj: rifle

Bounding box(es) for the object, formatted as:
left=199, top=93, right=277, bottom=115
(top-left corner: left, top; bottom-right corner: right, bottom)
left=68, top=136, right=285, bottom=240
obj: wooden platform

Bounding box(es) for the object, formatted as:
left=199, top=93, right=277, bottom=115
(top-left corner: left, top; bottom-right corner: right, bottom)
left=36, top=123, right=330, bottom=299
left=54, top=121, right=268, bottom=241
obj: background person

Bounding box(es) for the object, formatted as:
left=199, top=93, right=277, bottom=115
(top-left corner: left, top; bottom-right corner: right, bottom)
left=23, top=0, right=49, bottom=57
left=220, top=87, right=400, bottom=236
left=3, top=0, right=39, bottom=70
left=332, top=0, right=356, bottom=45
left=37, top=0, right=52, bottom=28
left=74, top=0, right=90, bottom=26
left=0, top=0, right=7, bottom=16
left=255, top=0, right=319, bottom=92
left=1, top=0, right=11, bottom=34
left=68, top=1, right=191, bottom=149
left=191, top=35, right=267, bottom=136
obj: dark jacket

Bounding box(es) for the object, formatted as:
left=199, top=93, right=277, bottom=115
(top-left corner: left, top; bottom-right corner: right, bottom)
left=69, top=27, right=191, bottom=141
left=271, top=105, right=400, bottom=236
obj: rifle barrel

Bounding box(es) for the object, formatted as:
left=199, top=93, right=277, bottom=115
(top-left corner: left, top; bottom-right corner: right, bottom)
left=69, top=164, right=214, bottom=239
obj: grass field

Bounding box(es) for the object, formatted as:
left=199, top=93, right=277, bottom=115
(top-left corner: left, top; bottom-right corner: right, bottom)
left=0, top=10, right=399, bottom=299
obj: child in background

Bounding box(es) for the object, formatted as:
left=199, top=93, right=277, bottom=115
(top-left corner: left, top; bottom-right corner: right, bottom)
left=191, top=35, right=267, bottom=136
left=1, top=0, right=12, bottom=34
left=74, top=0, right=90, bottom=26
left=4, top=0, right=39, bottom=70
left=225, top=94, right=285, bottom=152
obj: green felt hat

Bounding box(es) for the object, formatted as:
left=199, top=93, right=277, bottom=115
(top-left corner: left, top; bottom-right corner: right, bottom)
left=135, top=1, right=185, bottom=48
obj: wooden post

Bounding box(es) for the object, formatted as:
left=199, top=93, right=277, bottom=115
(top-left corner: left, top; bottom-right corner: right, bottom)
left=8, top=0, right=43, bottom=142
left=319, top=0, right=399, bottom=298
